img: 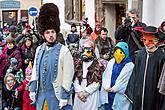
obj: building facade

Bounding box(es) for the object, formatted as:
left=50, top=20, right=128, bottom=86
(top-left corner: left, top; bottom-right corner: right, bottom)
left=0, top=0, right=41, bottom=28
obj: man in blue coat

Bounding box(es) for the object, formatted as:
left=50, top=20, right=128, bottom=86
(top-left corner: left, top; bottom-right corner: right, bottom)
left=29, top=3, right=74, bottom=110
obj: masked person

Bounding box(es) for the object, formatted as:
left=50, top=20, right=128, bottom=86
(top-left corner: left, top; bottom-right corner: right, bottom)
left=73, top=40, right=105, bottom=110
left=15, top=62, right=36, bottom=110
left=79, top=18, right=93, bottom=54
left=29, top=3, right=74, bottom=110
left=125, top=26, right=165, bottom=110
left=99, top=42, right=134, bottom=110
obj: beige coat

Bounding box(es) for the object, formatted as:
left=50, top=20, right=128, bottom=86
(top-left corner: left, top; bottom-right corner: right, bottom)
left=31, top=43, right=74, bottom=105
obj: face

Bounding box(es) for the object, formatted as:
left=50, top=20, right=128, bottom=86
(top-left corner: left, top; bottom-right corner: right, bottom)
left=71, top=27, right=76, bottom=32
left=100, top=30, right=108, bottom=40
left=6, top=76, right=15, bottom=88
left=127, top=13, right=139, bottom=25
left=25, top=39, right=32, bottom=47
left=95, top=23, right=101, bottom=31
left=44, top=29, right=56, bottom=44
left=114, top=48, right=126, bottom=64
left=142, top=33, right=158, bottom=51
left=162, top=26, right=165, bottom=32
left=81, top=26, right=87, bottom=37
left=3, top=30, right=9, bottom=35
left=26, top=73, right=31, bottom=80
left=7, top=43, right=14, bottom=49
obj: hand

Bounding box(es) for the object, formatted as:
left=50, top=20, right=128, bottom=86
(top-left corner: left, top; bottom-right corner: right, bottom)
left=77, top=91, right=87, bottom=102
left=130, top=17, right=135, bottom=27
left=4, top=107, right=9, bottom=110
left=29, top=92, right=36, bottom=102
left=24, top=59, right=29, bottom=64
left=59, top=99, right=68, bottom=109
left=103, top=54, right=109, bottom=60
left=105, top=87, right=113, bottom=92
left=122, top=17, right=126, bottom=26
left=15, top=89, right=18, bottom=99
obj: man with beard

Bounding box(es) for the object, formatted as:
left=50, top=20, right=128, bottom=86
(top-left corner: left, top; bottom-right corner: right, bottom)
left=29, top=3, right=74, bottom=110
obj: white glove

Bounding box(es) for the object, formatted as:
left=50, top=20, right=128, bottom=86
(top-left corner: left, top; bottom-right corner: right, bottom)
left=59, top=99, right=68, bottom=109
left=29, top=92, right=36, bottom=102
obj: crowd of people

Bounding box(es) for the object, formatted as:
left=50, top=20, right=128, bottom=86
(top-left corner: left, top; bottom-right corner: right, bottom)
left=0, top=2, right=165, bottom=110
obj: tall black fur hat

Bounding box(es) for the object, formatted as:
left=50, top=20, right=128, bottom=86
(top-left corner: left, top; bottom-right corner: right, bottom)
left=38, top=3, right=60, bottom=35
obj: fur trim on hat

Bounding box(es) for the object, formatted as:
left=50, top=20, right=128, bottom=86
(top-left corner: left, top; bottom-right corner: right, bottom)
left=38, top=3, right=60, bottom=35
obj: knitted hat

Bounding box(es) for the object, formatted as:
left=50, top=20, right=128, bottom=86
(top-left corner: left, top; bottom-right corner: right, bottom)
left=25, top=62, right=32, bottom=75
left=80, top=17, right=93, bottom=35
left=71, top=23, right=76, bottom=28
left=38, top=3, right=60, bottom=35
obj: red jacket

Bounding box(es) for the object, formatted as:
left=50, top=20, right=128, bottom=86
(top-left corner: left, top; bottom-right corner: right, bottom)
left=17, top=79, right=36, bottom=110
left=17, top=79, right=31, bottom=104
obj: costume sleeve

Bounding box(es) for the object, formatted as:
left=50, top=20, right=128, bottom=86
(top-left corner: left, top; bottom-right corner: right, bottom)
left=115, top=25, right=131, bottom=40
left=17, top=82, right=24, bottom=91
left=112, top=63, right=134, bottom=93
left=15, top=50, right=23, bottom=70
left=102, top=59, right=114, bottom=90
left=85, top=82, right=100, bottom=94
left=73, top=78, right=84, bottom=92
left=29, top=46, right=40, bottom=92
left=60, top=86, right=71, bottom=99
left=61, top=46, right=74, bottom=92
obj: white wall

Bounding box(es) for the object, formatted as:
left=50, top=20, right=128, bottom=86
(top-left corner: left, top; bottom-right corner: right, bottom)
left=85, top=0, right=95, bottom=29
left=154, top=0, right=165, bottom=26
left=142, top=0, right=165, bottom=27
left=142, top=0, right=155, bottom=26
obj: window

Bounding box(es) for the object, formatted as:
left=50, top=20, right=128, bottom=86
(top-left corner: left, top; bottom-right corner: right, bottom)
left=65, top=0, right=84, bottom=24
left=2, top=10, right=17, bottom=26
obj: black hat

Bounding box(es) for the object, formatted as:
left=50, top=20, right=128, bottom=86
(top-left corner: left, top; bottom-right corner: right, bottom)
left=134, top=26, right=159, bottom=38
left=38, top=3, right=60, bottom=35
left=71, top=23, right=76, bottom=28
left=157, top=21, right=165, bottom=40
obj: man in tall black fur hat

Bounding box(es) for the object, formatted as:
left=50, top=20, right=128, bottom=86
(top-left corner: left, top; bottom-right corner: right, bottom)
left=29, top=3, right=74, bottom=110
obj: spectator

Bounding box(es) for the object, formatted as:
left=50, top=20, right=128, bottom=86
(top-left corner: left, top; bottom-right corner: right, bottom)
left=79, top=18, right=93, bottom=54
left=66, top=23, right=79, bottom=46
left=21, top=36, right=35, bottom=73
left=95, top=27, right=114, bottom=61
left=7, top=58, right=24, bottom=86
left=2, top=73, right=22, bottom=110
left=56, top=33, right=65, bottom=45
left=5, top=37, right=23, bottom=74
left=0, top=36, right=7, bottom=79
left=115, top=8, right=146, bottom=62
left=90, top=15, right=104, bottom=41
left=16, top=62, right=36, bottom=110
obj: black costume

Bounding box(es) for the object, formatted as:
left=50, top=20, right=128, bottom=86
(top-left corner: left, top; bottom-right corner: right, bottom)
left=125, top=48, right=165, bottom=110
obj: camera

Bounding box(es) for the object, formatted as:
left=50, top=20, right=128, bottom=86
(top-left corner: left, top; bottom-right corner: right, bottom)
left=124, top=17, right=132, bottom=28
